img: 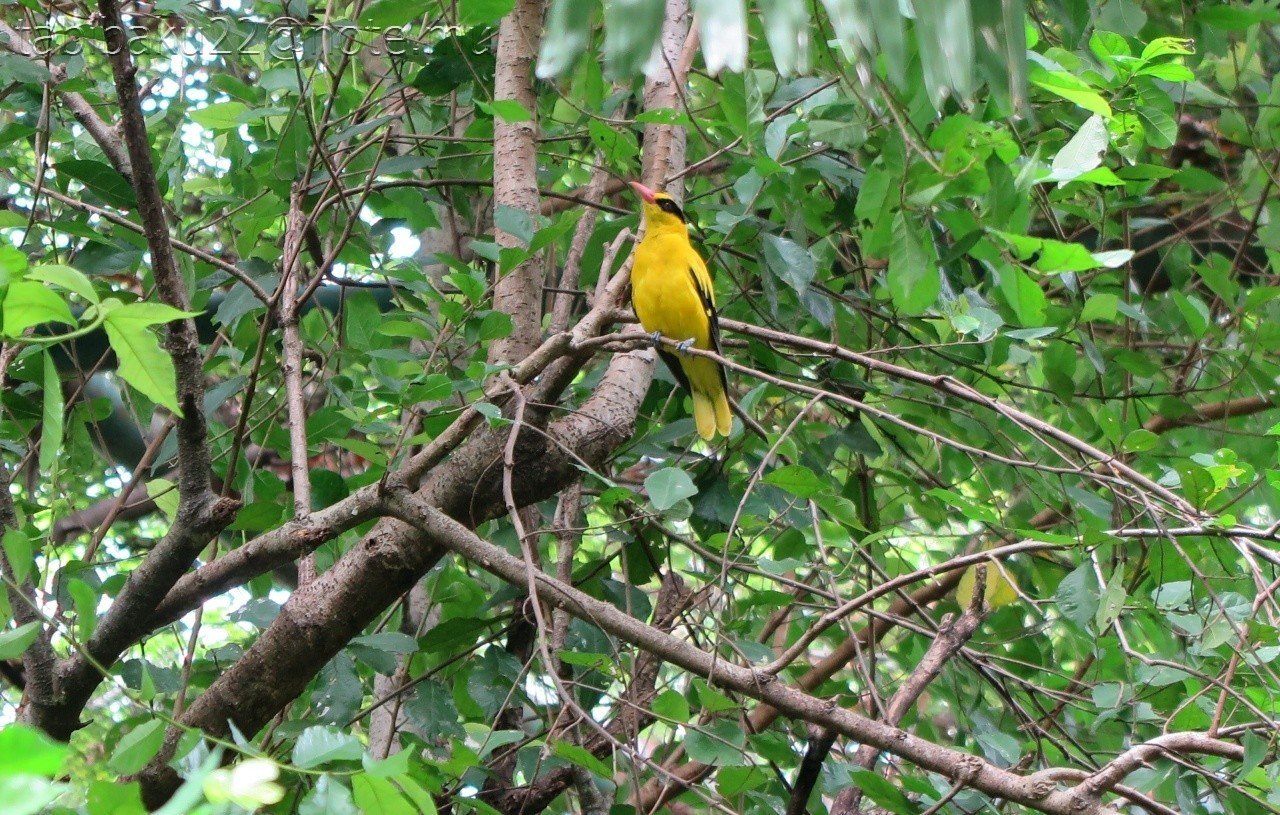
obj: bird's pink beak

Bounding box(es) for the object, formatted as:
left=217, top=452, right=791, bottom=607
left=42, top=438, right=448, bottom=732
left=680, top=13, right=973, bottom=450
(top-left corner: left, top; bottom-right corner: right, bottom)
left=629, top=181, right=657, bottom=204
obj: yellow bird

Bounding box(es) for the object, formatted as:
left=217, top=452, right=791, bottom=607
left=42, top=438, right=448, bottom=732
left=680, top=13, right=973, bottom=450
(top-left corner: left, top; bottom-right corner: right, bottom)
left=629, top=181, right=732, bottom=440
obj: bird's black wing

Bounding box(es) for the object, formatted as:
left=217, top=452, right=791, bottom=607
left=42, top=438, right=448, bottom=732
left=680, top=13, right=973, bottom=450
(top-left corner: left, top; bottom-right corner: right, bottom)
left=688, top=262, right=730, bottom=393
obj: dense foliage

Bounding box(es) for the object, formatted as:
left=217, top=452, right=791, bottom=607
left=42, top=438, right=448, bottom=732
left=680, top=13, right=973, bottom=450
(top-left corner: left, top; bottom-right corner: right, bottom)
left=3, top=0, right=1280, bottom=813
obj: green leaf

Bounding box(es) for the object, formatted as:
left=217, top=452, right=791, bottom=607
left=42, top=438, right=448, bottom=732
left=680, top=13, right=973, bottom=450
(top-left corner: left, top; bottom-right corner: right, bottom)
left=1030, top=68, right=1113, bottom=117
left=762, top=464, right=827, bottom=498
left=645, top=467, right=698, bottom=511
left=188, top=101, right=249, bottom=130
left=537, top=0, right=598, bottom=78
left=495, top=204, right=536, bottom=247
left=27, top=264, right=98, bottom=304
left=68, top=578, right=99, bottom=641
left=108, top=720, right=166, bottom=775
left=1080, top=293, right=1119, bottom=323
left=761, top=0, right=810, bottom=75
left=0, top=726, right=69, bottom=777
left=293, top=726, right=364, bottom=769
left=103, top=316, right=182, bottom=415
left=2, top=281, right=74, bottom=337
left=603, top=0, right=665, bottom=79
left=849, top=769, right=918, bottom=814
left=300, top=775, right=358, bottom=815
left=0, top=622, right=41, bottom=661
left=0, top=776, right=65, bottom=815
left=479, top=311, right=513, bottom=341
left=480, top=99, right=532, bottom=123
left=1140, top=36, right=1194, bottom=61
left=105, top=301, right=201, bottom=328
left=358, top=0, right=433, bottom=27
left=1055, top=563, right=1100, bottom=632
left=762, top=234, right=816, bottom=297
left=39, top=352, right=63, bottom=472
left=57, top=159, right=137, bottom=209
left=146, top=478, right=179, bottom=521
left=550, top=741, right=613, bottom=778
left=914, top=0, right=975, bottom=108
left=651, top=689, right=690, bottom=722
left=351, top=774, right=416, bottom=815
left=460, top=0, right=514, bottom=26
left=1048, top=114, right=1109, bottom=184
left=684, top=719, right=747, bottom=766
left=1, top=530, right=32, bottom=585
left=887, top=213, right=940, bottom=315
left=691, top=0, right=746, bottom=74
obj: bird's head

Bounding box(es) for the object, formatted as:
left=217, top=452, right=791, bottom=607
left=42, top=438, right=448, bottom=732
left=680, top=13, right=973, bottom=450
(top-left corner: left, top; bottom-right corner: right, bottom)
left=630, top=181, right=687, bottom=232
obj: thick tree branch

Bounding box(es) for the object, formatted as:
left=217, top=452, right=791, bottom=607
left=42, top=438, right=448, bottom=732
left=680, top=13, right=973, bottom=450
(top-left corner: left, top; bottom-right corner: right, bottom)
left=489, top=0, right=546, bottom=364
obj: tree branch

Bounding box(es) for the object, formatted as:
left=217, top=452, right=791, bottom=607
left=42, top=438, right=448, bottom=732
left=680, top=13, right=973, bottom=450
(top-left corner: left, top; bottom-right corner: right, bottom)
left=489, top=0, right=546, bottom=365
left=0, top=20, right=132, bottom=176
left=20, top=0, right=237, bottom=740
left=380, top=491, right=1130, bottom=815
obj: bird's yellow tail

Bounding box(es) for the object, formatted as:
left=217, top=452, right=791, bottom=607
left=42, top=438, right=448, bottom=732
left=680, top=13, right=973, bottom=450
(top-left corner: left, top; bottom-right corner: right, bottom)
left=687, top=359, right=732, bottom=440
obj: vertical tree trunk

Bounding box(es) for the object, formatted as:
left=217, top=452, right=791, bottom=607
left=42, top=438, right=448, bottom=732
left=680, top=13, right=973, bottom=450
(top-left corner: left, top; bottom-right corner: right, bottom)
left=489, top=0, right=546, bottom=365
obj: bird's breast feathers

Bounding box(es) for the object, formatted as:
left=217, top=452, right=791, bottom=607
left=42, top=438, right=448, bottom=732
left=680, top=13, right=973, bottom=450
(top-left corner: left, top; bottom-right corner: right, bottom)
left=632, top=236, right=715, bottom=350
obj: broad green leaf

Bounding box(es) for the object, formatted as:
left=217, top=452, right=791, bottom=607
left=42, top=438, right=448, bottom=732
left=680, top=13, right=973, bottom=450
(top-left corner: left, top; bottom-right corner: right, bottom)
left=819, top=0, right=874, bottom=61
left=57, top=159, right=137, bottom=209
left=68, top=579, right=98, bottom=641
left=692, top=0, right=747, bottom=74
left=762, top=464, right=827, bottom=498
left=1055, top=563, right=1100, bottom=632
left=293, top=726, right=363, bottom=768
left=868, top=0, right=906, bottom=86
left=914, top=0, right=975, bottom=108
left=108, top=720, right=166, bottom=775
left=1030, top=68, right=1112, bottom=117
left=1080, top=293, right=1119, bottom=323
left=761, top=0, right=810, bottom=75
left=972, top=0, right=1026, bottom=108
left=146, top=478, right=179, bottom=521
left=459, top=0, right=514, bottom=27
left=351, top=774, right=416, bottom=815
left=550, top=741, right=613, bottom=778
left=762, top=233, right=816, bottom=296
left=481, top=99, right=532, bottom=122
left=0, top=622, right=41, bottom=661
left=684, top=719, right=747, bottom=766
left=1, top=530, right=32, bottom=585
left=848, top=769, right=917, bottom=814
left=0, top=726, right=69, bottom=777
left=27, top=264, right=98, bottom=304
left=358, top=0, right=433, bottom=27
left=0, top=776, right=65, bottom=815
left=603, top=0, right=665, bottom=79
left=887, top=213, right=940, bottom=315
left=300, top=775, right=358, bottom=815
left=102, top=317, right=182, bottom=415
left=189, top=101, right=249, bottom=130
left=104, top=301, right=200, bottom=328
left=1048, top=114, right=1109, bottom=184
left=645, top=467, right=698, bottom=511
left=537, top=0, right=597, bottom=78
left=2, top=281, right=74, bottom=337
